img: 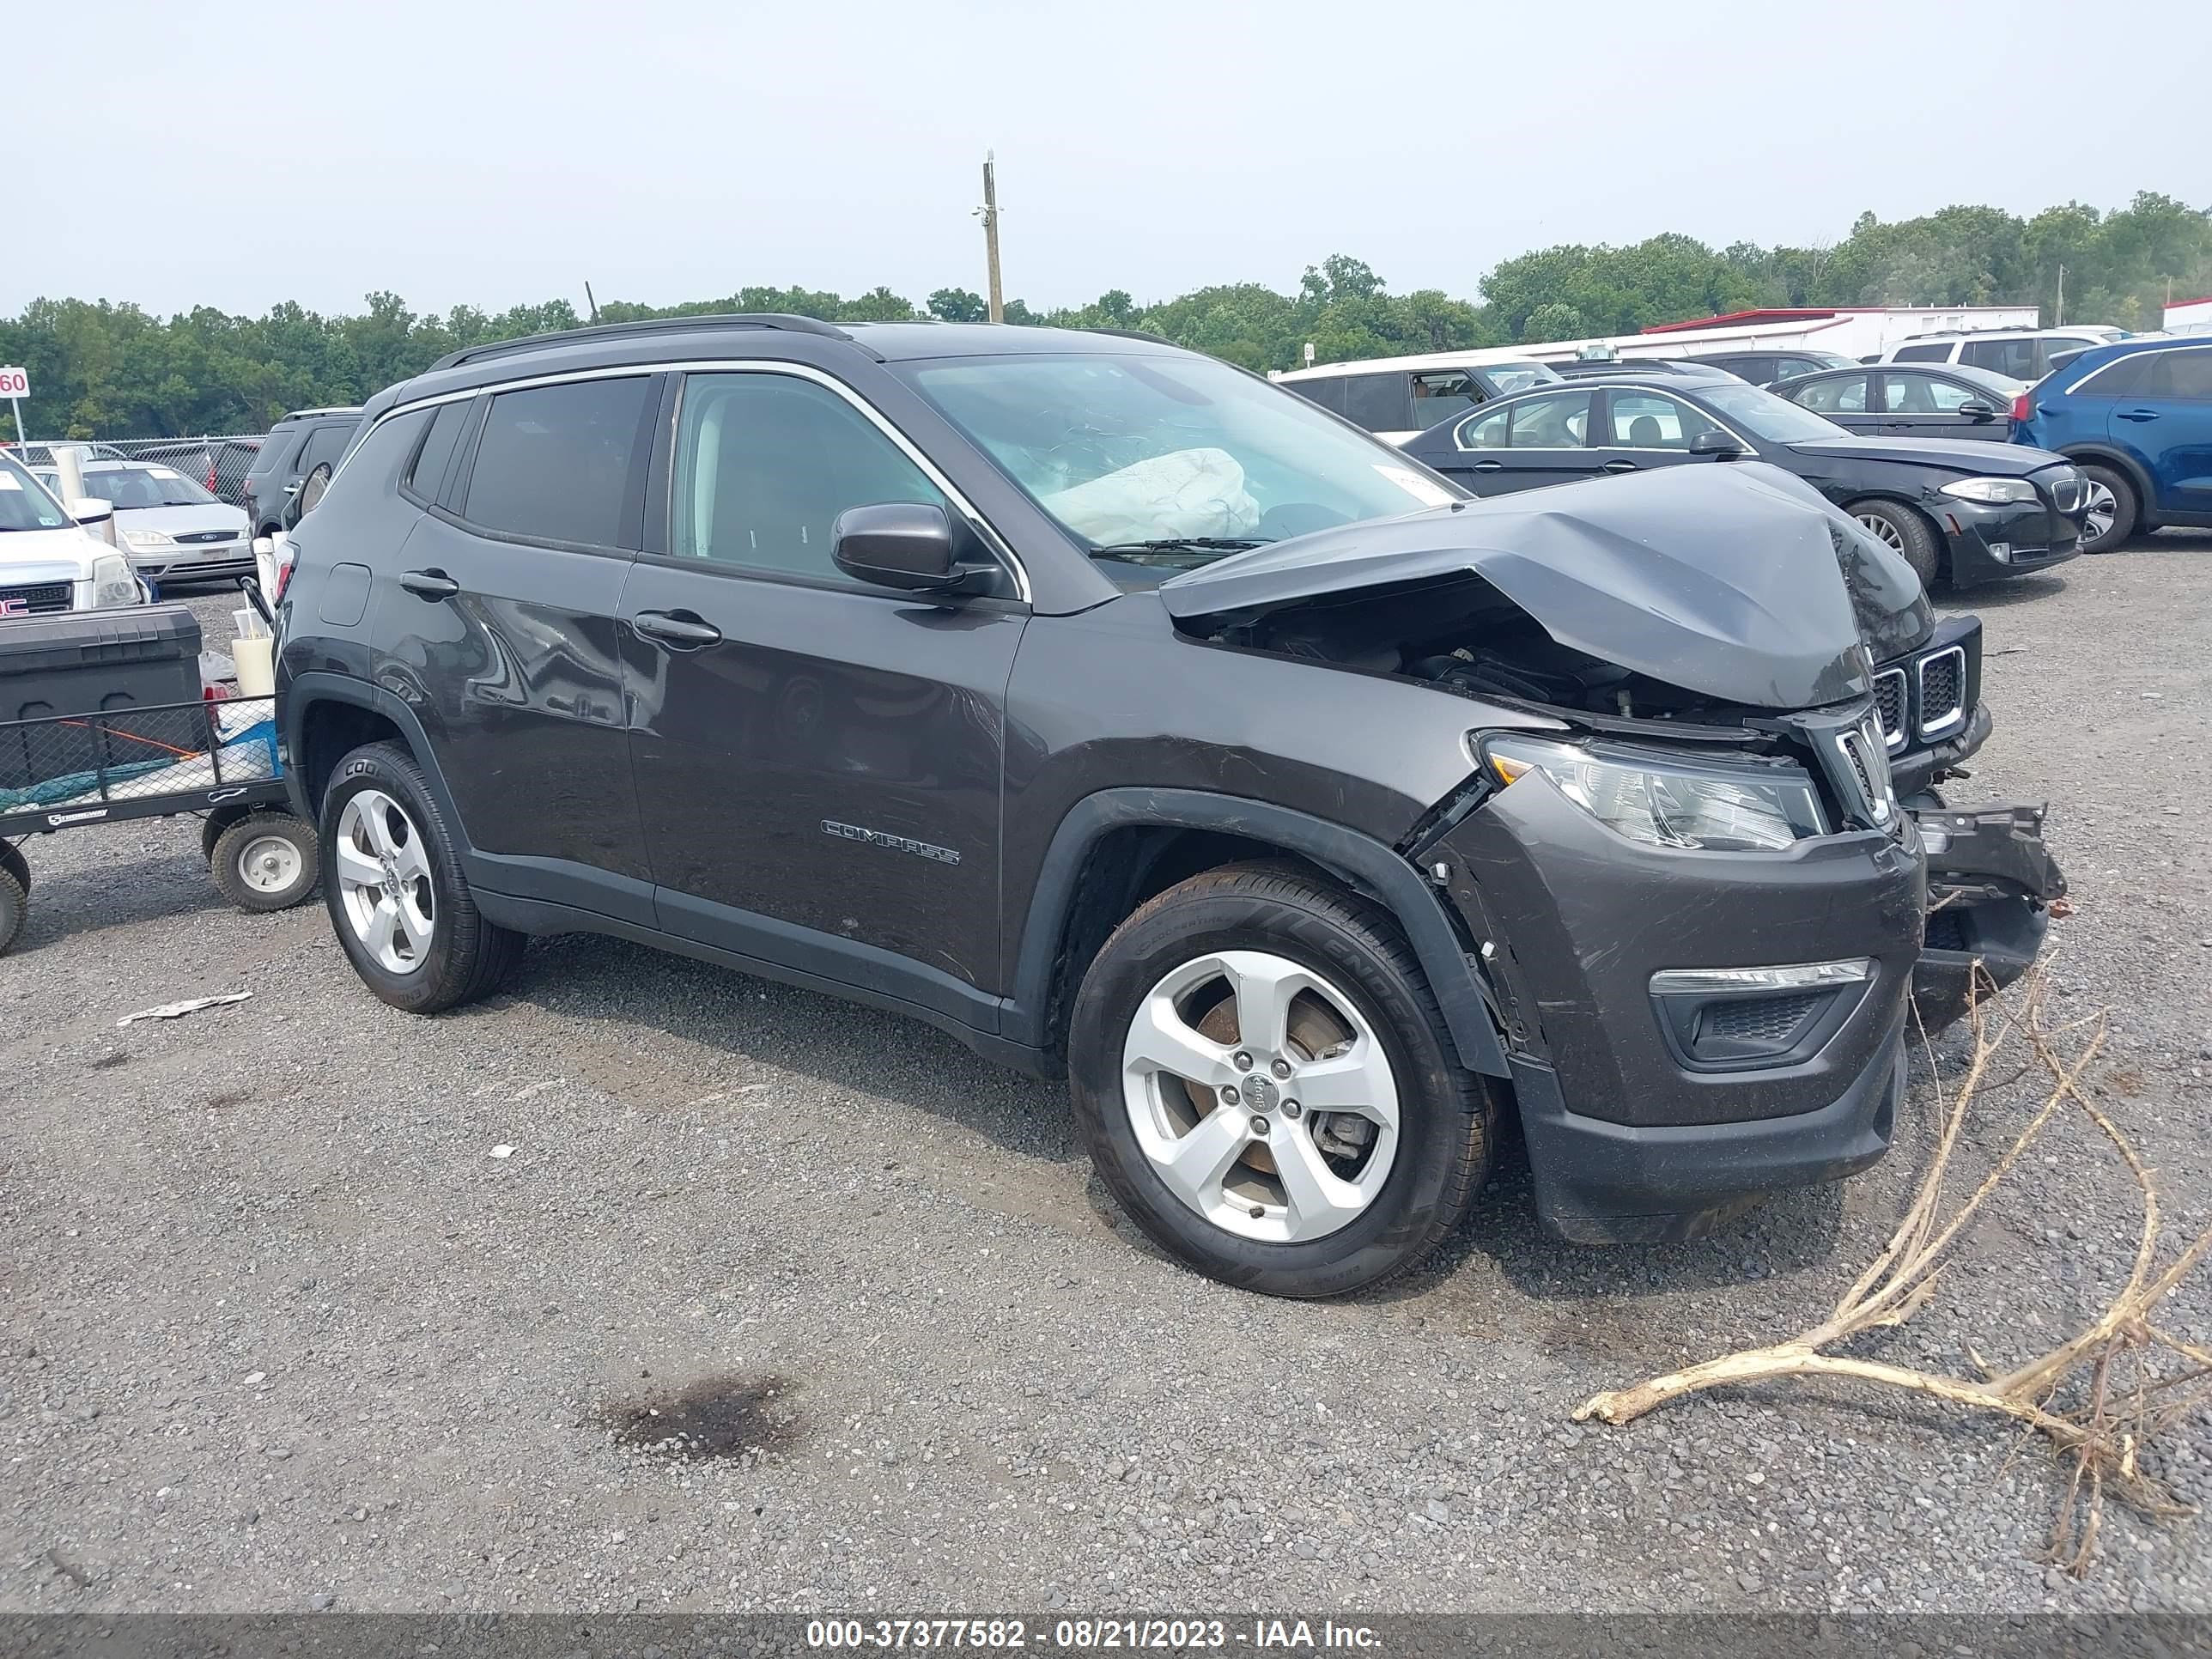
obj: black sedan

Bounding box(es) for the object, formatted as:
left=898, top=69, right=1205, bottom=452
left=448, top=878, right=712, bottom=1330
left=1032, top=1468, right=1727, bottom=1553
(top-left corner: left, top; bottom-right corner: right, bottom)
left=1401, top=366, right=2084, bottom=588
left=1769, top=362, right=2027, bottom=442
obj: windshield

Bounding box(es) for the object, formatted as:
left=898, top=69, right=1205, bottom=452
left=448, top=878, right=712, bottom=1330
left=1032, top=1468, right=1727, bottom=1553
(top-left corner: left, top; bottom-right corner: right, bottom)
left=71, top=465, right=220, bottom=508
left=1696, top=382, right=1849, bottom=444
left=0, top=454, right=75, bottom=532
left=902, top=352, right=1462, bottom=567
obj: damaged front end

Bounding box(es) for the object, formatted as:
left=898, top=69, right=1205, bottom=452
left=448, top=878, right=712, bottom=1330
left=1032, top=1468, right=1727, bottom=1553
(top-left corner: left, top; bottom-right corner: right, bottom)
left=1909, top=798, right=2069, bottom=1035
left=1160, top=464, right=2064, bottom=1240
left=1162, top=463, right=2063, bottom=1043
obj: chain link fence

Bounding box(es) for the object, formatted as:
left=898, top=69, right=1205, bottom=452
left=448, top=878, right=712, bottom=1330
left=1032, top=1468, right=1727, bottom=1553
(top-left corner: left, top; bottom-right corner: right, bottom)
left=3, top=435, right=264, bottom=506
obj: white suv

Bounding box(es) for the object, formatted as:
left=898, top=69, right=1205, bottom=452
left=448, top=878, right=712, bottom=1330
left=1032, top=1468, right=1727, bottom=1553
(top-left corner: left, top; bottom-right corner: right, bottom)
left=1878, top=326, right=2127, bottom=381
left=0, top=451, right=146, bottom=617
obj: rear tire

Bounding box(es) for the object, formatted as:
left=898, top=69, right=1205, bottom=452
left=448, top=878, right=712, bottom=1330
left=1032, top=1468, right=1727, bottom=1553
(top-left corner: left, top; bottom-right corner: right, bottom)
left=1067, top=862, right=1494, bottom=1298
left=319, top=742, right=523, bottom=1013
left=210, top=812, right=320, bottom=912
left=2077, top=465, right=2137, bottom=554
left=1850, top=499, right=1942, bottom=588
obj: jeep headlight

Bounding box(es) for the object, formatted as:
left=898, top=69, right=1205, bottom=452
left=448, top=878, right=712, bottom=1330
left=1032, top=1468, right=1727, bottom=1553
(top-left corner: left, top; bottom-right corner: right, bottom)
left=120, top=527, right=176, bottom=549
left=1479, top=734, right=1827, bottom=851
left=1939, top=477, right=2037, bottom=505
left=90, top=553, right=140, bottom=608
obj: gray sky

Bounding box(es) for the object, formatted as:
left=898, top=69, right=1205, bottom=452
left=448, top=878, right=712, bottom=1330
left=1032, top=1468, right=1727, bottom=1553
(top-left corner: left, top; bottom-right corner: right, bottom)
left=13, top=0, right=2205, bottom=319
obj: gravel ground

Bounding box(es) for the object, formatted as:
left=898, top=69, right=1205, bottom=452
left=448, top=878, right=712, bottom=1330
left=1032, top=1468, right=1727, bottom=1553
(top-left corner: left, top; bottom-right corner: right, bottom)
left=3, top=538, right=2210, bottom=1616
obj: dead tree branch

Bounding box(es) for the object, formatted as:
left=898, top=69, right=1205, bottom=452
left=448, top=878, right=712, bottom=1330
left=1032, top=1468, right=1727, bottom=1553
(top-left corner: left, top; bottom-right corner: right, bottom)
left=1571, top=967, right=2212, bottom=1573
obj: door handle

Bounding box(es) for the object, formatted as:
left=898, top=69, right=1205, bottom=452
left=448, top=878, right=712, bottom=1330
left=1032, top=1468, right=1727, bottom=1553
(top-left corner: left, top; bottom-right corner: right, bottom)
left=1468, top=459, right=1504, bottom=471
left=1601, top=459, right=1639, bottom=473
left=633, top=609, right=723, bottom=648
left=2117, top=408, right=2161, bottom=422
left=398, top=568, right=459, bottom=599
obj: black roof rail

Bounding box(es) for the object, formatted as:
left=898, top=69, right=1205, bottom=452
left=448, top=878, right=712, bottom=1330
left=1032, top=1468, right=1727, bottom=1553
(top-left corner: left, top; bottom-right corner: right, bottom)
left=429, top=313, right=861, bottom=372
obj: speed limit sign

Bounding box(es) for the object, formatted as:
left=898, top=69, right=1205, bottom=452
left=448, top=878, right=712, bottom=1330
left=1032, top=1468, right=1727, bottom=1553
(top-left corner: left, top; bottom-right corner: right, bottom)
left=0, top=368, right=27, bottom=398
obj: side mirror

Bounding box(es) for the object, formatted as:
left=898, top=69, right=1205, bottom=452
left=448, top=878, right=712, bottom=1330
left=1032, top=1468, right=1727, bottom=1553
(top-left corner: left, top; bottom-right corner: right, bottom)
left=1688, top=429, right=1746, bottom=459
left=832, top=501, right=961, bottom=591
left=1954, top=401, right=1996, bottom=421
left=70, top=496, right=114, bottom=526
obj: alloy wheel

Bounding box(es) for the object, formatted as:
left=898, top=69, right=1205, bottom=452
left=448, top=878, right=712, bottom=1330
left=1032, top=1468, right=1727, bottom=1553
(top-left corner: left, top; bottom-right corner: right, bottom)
left=333, top=789, right=435, bottom=975
left=1854, top=511, right=1907, bottom=552
left=2081, top=480, right=2118, bottom=546
left=1120, top=950, right=1399, bottom=1243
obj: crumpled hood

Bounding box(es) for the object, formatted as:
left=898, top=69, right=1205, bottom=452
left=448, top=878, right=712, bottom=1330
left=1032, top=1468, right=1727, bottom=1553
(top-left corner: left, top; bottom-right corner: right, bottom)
left=1158, top=462, right=1932, bottom=710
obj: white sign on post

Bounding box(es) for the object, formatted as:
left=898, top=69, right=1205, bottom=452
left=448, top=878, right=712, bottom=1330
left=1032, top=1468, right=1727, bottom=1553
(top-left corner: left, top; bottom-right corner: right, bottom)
left=0, top=366, right=26, bottom=445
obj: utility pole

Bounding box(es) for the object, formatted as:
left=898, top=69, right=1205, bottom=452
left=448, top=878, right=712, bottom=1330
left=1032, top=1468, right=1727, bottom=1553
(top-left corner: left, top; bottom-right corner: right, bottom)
left=2055, top=263, right=2065, bottom=326
left=980, top=152, right=1005, bottom=324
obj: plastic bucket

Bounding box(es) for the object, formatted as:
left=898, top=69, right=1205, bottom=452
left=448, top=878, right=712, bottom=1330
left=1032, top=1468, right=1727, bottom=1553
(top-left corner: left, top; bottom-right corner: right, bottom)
left=233, top=635, right=276, bottom=697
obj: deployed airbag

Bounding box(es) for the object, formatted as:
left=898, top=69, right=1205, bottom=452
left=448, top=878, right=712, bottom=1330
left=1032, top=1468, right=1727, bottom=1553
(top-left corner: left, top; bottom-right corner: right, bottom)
left=1043, top=447, right=1261, bottom=545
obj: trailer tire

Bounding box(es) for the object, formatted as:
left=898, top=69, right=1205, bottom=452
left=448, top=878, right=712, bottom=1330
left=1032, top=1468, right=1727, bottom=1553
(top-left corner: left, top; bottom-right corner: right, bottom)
left=0, top=860, right=25, bottom=957
left=202, top=805, right=250, bottom=864
left=210, top=812, right=320, bottom=912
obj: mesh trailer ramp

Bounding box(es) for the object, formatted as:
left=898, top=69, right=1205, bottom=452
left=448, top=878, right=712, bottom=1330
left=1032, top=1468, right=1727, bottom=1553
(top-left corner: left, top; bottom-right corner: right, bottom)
left=0, top=695, right=320, bottom=954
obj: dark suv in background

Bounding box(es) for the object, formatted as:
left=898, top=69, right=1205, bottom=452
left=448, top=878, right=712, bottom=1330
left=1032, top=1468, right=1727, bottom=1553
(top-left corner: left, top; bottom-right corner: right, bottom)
left=241, top=406, right=362, bottom=536
left=275, top=316, right=2063, bottom=1297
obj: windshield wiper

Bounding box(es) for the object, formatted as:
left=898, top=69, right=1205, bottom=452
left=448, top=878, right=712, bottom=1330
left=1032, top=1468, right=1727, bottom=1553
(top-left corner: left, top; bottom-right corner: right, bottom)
left=1090, top=537, right=1271, bottom=559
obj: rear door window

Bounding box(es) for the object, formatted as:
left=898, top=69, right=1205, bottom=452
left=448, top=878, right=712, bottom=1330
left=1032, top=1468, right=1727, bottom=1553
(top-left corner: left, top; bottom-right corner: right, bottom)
left=1408, top=370, right=1483, bottom=429
left=1507, top=391, right=1593, bottom=447
left=1795, top=374, right=1869, bottom=413
left=2032, top=337, right=2102, bottom=377
left=1960, top=337, right=2040, bottom=379
left=1340, top=374, right=1414, bottom=434
left=1604, top=392, right=1698, bottom=448
left=461, top=376, right=654, bottom=549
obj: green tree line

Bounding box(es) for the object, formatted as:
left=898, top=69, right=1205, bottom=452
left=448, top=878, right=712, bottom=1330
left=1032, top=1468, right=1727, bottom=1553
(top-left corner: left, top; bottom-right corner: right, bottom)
left=4, top=192, right=2205, bottom=441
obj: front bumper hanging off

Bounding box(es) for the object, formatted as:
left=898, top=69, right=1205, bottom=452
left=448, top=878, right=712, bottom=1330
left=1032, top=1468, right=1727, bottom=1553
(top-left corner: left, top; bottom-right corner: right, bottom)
left=1431, top=780, right=2063, bottom=1244
left=1907, top=797, right=2067, bottom=1036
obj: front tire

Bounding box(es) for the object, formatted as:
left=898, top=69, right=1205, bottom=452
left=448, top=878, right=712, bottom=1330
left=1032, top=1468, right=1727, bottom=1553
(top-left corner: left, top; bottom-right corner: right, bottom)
left=1851, top=500, right=1942, bottom=588
left=319, top=742, right=523, bottom=1013
left=2077, top=465, right=2137, bottom=554
left=1068, top=863, right=1494, bottom=1297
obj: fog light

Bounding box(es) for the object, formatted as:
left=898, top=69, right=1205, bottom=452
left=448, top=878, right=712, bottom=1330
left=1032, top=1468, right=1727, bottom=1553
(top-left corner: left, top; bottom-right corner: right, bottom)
left=1649, top=959, right=1870, bottom=995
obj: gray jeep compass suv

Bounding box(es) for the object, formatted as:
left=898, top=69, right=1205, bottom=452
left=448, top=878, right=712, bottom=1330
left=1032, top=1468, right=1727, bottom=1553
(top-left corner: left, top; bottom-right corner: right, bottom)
left=274, top=315, right=2063, bottom=1297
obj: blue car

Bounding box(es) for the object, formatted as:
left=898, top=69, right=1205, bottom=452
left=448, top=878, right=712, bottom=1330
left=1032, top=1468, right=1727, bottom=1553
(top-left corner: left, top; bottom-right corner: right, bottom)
left=2012, top=337, right=2212, bottom=551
